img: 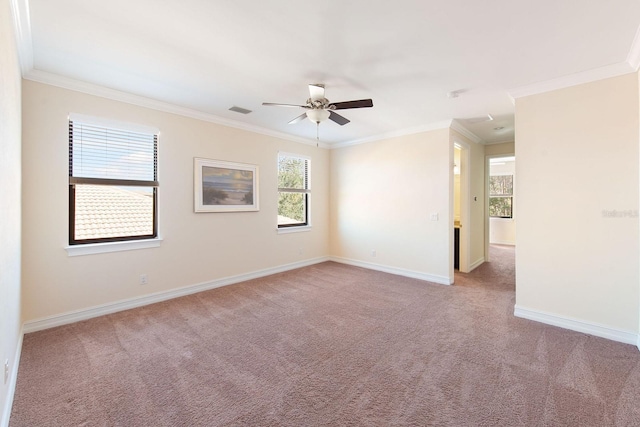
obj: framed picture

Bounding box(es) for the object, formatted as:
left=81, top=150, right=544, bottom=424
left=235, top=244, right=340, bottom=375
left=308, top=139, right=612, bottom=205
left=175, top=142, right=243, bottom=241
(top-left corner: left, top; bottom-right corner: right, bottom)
left=194, top=158, right=259, bottom=212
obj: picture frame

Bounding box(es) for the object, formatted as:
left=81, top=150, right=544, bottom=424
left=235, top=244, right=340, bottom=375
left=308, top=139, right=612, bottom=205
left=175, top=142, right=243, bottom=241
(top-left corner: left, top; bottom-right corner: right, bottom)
left=194, top=158, right=259, bottom=212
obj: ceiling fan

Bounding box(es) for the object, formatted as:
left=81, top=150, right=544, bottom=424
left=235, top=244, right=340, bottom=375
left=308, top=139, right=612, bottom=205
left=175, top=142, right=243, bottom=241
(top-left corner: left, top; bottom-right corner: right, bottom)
left=263, top=84, right=373, bottom=128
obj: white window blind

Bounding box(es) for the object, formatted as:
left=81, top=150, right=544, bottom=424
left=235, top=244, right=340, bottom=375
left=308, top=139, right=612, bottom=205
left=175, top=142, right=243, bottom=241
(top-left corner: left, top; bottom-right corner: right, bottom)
left=69, top=121, right=158, bottom=185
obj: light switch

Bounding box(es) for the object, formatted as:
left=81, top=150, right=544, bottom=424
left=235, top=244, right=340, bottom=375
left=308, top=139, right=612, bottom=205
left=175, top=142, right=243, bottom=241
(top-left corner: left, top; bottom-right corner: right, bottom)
left=430, top=213, right=439, bottom=221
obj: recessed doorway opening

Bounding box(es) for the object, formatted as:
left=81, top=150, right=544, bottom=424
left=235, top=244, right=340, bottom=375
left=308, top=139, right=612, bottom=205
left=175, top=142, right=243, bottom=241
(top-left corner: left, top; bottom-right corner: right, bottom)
left=488, top=156, right=515, bottom=247
left=452, top=141, right=470, bottom=277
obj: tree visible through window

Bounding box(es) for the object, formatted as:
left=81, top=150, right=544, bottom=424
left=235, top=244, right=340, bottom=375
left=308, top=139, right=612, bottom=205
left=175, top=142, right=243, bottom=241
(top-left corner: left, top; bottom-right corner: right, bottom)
left=278, top=154, right=310, bottom=227
left=489, top=175, right=513, bottom=218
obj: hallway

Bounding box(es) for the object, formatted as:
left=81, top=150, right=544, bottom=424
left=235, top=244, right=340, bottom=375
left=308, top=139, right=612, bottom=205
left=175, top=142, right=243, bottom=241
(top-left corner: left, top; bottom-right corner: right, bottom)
left=455, top=244, right=515, bottom=292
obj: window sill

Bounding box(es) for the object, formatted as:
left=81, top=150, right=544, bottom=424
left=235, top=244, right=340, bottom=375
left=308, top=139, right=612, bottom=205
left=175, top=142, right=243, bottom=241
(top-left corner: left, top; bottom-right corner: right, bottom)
left=277, top=225, right=311, bottom=234
left=65, top=238, right=163, bottom=257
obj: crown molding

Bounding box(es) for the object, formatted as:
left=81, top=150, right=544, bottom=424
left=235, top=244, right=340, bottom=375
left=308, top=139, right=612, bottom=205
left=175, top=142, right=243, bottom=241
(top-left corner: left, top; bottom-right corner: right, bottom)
left=330, top=120, right=453, bottom=149
left=450, top=120, right=484, bottom=144
left=24, top=70, right=324, bottom=148
left=26, top=69, right=442, bottom=151
left=508, top=61, right=634, bottom=99
left=10, top=0, right=33, bottom=74
left=627, top=24, right=640, bottom=71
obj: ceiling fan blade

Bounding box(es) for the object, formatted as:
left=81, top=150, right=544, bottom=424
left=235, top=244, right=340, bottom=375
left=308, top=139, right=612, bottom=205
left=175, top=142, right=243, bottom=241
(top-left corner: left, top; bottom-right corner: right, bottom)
left=308, top=84, right=325, bottom=101
left=262, top=102, right=308, bottom=108
left=288, top=113, right=307, bottom=125
left=329, top=111, right=350, bottom=126
left=329, top=99, right=374, bottom=110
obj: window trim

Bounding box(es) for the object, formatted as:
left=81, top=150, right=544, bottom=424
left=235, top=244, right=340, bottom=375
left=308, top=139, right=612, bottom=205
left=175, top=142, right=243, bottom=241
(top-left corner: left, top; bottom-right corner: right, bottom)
left=277, top=152, right=311, bottom=230
left=68, top=116, right=159, bottom=246
left=65, top=238, right=163, bottom=257
left=277, top=225, right=312, bottom=234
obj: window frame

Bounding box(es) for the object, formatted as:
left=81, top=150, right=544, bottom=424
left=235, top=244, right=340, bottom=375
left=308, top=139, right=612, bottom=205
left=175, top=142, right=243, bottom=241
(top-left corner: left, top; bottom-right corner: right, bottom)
left=489, top=174, right=513, bottom=219
left=277, top=152, right=311, bottom=231
left=68, top=116, right=159, bottom=246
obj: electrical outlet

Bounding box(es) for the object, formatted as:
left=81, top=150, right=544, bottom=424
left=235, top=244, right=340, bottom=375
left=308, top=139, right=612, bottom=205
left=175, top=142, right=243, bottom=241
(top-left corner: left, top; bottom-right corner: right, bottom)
left=4, top=359, right=8, bottom=384
left=298, top=247, right=303, bottom=255
left=139, top=274, right=148, bottom=285
left=371, top=249, right=377, bottom=257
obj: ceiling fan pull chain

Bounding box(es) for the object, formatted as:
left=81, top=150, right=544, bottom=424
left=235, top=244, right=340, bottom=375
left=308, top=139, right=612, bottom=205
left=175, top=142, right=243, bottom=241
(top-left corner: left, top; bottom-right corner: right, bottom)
left=316, top=122, right=320, bottom=144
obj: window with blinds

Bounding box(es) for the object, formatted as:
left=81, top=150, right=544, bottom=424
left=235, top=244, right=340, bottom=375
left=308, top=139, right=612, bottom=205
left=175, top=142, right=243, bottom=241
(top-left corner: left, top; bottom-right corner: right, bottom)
left=277, top=153, right=310, bottom=228
left=68, top=119, right=158, bottom=244
left=489, top=175, right=513, bottom=218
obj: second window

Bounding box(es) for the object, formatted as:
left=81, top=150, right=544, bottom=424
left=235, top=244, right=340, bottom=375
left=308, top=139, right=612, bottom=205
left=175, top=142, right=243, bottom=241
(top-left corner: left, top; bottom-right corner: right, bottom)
left=277, top=153, right=310, bottom=228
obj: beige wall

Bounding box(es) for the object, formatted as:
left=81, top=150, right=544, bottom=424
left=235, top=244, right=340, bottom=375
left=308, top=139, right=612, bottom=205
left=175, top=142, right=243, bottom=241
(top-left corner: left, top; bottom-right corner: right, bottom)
left=329, top=129, right=452, bottom=283
left=21, top=80, right=330, bottom=322
left=515, top=73, right=639, bottom=333
left=0, top=0, right=22, bottom=423
left=485, top=141, right=514, bottom=157
left=489, top=218, right=515, bottom=245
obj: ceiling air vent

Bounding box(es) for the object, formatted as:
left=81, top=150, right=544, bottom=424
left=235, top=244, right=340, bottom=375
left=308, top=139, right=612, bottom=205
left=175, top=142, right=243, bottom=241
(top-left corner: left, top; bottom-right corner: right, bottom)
left=229, top=106, right=252, bottom=114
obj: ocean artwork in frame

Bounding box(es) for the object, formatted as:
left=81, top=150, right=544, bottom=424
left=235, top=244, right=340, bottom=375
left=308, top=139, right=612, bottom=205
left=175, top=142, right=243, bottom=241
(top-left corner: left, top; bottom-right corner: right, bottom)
left=194, top=158, right=259, bottom=212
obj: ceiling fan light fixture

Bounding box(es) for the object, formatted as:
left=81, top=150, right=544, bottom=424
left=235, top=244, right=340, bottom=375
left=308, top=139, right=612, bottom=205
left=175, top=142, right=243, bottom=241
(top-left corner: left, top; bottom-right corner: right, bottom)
left=263, top=83, right=373, bottom=130
left=306, top=109, right=330, bottom=123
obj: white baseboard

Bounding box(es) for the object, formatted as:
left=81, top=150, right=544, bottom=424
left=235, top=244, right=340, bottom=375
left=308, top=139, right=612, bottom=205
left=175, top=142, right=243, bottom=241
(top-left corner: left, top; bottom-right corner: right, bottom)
left=23, top=257, right=330, bottom=334
left=489, top=239, right=515, bottom=246
left=1, top=327, right=23, bottom=427
left=329, top=256, right=451, bottom=285
left=514, top=305, right=639, bottom=347
left=469, top=257, right=485, bottom=272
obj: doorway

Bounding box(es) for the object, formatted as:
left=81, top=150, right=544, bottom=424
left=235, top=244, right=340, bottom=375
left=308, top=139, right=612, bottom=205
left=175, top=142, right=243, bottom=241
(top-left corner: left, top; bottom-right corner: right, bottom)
left=453, top=141, right=470, bottom=275
left=485, top=155, right=516, bottom=259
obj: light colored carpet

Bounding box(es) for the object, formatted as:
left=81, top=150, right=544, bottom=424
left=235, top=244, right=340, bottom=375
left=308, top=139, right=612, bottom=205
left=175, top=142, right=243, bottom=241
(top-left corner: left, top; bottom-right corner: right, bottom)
left=10, top=246, right=640, bottom=426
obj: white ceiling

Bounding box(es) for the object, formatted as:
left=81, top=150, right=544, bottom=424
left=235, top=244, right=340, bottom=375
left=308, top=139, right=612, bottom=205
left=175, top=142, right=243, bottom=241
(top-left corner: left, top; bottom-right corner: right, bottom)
left=14, top=0, right=640, bottom=146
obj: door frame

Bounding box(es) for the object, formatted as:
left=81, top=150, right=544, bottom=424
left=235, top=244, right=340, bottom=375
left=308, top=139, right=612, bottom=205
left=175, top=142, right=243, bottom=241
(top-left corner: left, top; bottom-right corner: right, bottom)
left=484, top=152, right=516, bottom=261
left=452, top=139, right=471, bottom=275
